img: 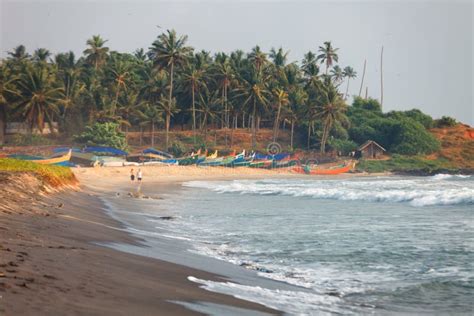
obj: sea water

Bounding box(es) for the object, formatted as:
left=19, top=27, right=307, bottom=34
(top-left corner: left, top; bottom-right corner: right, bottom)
left=144, top=175, right=473, bottom=314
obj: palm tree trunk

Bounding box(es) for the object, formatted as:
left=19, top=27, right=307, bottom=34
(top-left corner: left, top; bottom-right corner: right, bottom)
left=273, top=101, right=282, bottom=142
left=192, top=87, right=196, bottom=144
left=165, top=113, right=171, bottom=149
left=320, top=122, right=331, bottom=154
left=151, top=122, right=155, bottom=147
left=231, top=116, right=236, bottom=148
left=139, top=126, right=143, bottom=146
left=344, top=79, right=350, bottom=100
left=290, top=119, right=294, bottom=150
left=307, top=123, right=311, bottom=149
left=242, top=112, right=245, bottom=128
left=252, top=99, right=257, bottom=149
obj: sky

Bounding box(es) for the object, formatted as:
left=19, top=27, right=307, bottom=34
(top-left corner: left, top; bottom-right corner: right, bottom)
left=1, top=0, right=473, bottom=125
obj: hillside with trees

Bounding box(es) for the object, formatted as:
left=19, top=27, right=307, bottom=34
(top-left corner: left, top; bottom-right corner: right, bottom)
left=0, top=29, right=470, bottom=171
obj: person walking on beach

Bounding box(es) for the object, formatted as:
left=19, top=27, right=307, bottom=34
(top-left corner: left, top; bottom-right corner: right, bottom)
left=130, top=168, right=135, bottom=183
left=137, top=169, right=143, bottom=183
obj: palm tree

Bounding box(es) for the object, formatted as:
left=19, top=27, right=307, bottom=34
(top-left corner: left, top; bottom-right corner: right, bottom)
left=158, top=95, right=180, bottom=149
left=181, top=64, right=207, bottom=143
left=248, top=46, right=267, bottom=73
left=343, top=66, right=357, bottom=100
left=33, top=48, right=51, bottom=63
left=139, top=103, right=163, bottom=148
left=288, top=87, right=307, bottom=149
left=213, top=59, right=235, bottom=145
left=13, top=66, right=61, bottom=134
left=148, top=29, right=193, bottom=147
left=316, top=84, right=348, bottom=153
left=272, top=88, right=289, bottom=142
left=317, top=41, right=339, bottom=75
left=107, top=56, right=131, bottom=115
left=7, top=45, right=30, bottom=61
left=0, top=64, right=18, bottom=144
left=197, top=89, right=220, bottom=143
left=269, top=47, right=289, bottom=68
left=330, top=65, right=344, bottom=86
left=237, top=68, right=271, bottom=148
left=302, top=51, right=320, bottom=78
left=83, top=35, right=109, bottom=70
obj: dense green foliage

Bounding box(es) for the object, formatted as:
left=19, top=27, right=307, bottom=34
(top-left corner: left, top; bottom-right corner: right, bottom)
left=434, top=116, right=457, bottom=128
left=0, top=158, right=76, bottom=186
left=74, top=122, right=127, bottom=150
left=0, top=31, right=446, bottom=157
left=347, top=97, right=440, bottom=155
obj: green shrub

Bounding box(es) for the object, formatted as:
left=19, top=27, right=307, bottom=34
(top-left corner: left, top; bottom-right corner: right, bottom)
left=74, top=122, right=127, bottom=150
left=9, top=134, right=55, bottom=146
left=390, top=119, right=440, bottom=155
left=434, top=116, right=457, bottom=128
left=328, top=138, right=357, bottom=155
left=387, top=109, right=434, bottom=129
left=168, top=140, right=186, bottom=157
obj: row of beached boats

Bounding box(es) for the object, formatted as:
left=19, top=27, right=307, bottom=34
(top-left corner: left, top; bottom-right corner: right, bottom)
left=5, top=146, right=356, bottom=175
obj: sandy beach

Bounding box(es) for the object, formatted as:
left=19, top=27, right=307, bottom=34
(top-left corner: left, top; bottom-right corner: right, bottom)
left=0, top=166, right=294, bottom=315
left=0, top=164, right=393, bottom=315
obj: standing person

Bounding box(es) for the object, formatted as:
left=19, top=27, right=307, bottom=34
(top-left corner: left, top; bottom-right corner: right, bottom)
left=137, top=169, right=143, bottom=183
left=130, top=168, right=135, bottom=183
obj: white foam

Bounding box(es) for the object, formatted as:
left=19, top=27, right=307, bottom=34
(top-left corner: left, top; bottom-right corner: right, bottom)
left=183, top=178, right=474, bottom=207
left=187, top=276, right=366, bottom=315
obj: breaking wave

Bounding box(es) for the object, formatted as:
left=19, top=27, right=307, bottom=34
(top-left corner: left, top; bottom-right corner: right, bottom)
left=183, top=176, right=474, bottom=207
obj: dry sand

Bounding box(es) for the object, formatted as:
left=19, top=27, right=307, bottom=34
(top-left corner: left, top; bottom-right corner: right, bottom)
left=0, top=169, right=283, bottom=315
left=1, top=165, right=390, bottom=315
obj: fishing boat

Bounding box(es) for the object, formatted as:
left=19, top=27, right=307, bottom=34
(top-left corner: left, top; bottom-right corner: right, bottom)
left=10, top=149, right=72, bottom=166
left=178, top=154, right=199, bottom=166
left=249, top=159, right=273, bottom=168
left=142, top=148, right=174, bottom=159
left=293, top=161, right=355, bottom=175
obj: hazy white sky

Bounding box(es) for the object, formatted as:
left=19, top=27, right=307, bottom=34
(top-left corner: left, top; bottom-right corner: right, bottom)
left=1, top=0, right=473, bottom=124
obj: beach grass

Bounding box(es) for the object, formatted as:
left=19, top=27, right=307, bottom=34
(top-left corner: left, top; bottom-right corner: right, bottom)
left=356, top=155, right=456, bottom=174
left=0, top=158, right=76, bottom=186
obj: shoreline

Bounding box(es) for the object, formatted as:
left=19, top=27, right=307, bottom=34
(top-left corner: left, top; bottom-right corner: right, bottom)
left=0, top=169, right=285, bottom=315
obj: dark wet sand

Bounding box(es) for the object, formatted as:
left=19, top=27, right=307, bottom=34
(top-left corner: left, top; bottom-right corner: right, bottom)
left=0, top=184, right=281, bottom=315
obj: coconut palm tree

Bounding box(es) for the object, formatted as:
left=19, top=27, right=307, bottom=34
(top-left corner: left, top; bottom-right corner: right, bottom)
left=248, top=45, right=267, bottom=73
left=316, top=83, right=348, bottom=153
left=237, top=67, right=271, bottom=148
left=272, top=88, right=289, bottom=142
left=107, top=56, right=131, bottom=115
left=343, top=66, right=357, bottom=100
left=288, top=87, right=307, bottom=149
left=317, top=41, right=339, bottom=75
left=7, top=45, right=30, bottom=61
left=148, top=29, right=193, bottom=144
left=13, top=66, right=61, bottom=134
left=83, top=35, right=109, bottom=70
left=181, top=64, right=207, bottom=143
left=139, top=103, right=163, bottom=148
left=0, top=64, right=18, bottom=144
left=330, top=65, right=344, bottom=86
left=302, top=51, right=320, bottom=78
left=269, top=47, right=289, bottom=68
left=33, top=48, right=51, bottom=63
left=157, top=95, right=180, bottom=149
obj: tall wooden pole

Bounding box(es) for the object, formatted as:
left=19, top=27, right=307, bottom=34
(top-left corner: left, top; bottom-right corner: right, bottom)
left=365, top=86, right=368, bottom=99
left=380, top=46, right=384, bottom=109
left=358, top=59, right=366, bottom=97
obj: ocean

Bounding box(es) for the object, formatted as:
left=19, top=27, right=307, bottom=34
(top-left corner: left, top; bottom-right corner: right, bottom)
left=107, top=175, right=474, bottom=315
